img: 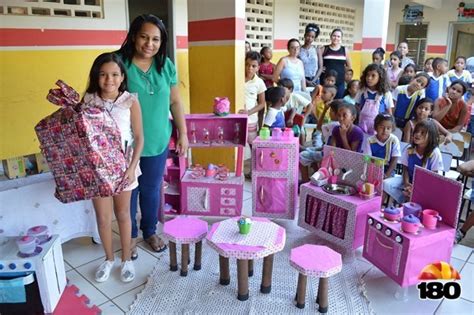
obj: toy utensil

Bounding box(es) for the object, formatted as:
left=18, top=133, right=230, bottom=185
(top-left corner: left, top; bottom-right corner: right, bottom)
left=360, top=155, right=370, bottom=181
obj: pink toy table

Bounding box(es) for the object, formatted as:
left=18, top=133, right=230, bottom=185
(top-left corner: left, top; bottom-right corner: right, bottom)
left=290, top=245, right=342, bottom=312
left=363, top=167, right=462, bottom=287
left=298, top=183, right=382, bottom=252
left=206, top=217, right=286, bottom=301
left=162, top=217, right=208, bottom=276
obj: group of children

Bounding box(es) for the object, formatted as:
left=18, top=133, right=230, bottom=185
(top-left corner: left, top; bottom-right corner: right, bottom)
left=242, top=44, right=473, bottom=205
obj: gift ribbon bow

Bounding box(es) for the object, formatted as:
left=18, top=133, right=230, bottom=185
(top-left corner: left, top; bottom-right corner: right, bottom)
left=47, top=80, right=81, bottom=107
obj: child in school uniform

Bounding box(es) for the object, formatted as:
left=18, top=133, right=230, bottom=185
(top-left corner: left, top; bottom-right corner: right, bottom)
left=425, top=57, right=449, bottom=102
left=263, top=87, right=289, bottom=129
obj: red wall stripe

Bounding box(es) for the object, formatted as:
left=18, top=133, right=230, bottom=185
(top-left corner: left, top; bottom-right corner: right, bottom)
left=427, top=45, right=446, bottom=54
left=188, top=17, right=245, bottom=42
left=361, top=37, right=383, bottom=50
left=177, top=35, right=188, bottom=49
left=353, top=42, right=362, bottom=51
left=0, top=28, right=126, bottom=46
left=386, top=43, right=395, bottom=51
left=273, top=39, right=287, bottom=50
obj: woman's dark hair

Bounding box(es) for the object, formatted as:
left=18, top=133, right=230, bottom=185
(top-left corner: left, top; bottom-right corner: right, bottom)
left=330, top=28, right=343, bottom=37
left=448, top=79, right=468, bottom=95
left=277, top=78, right=294, bottom=91
left=412, top=119, right=439, bottom=167
left=372, top=47, right=385, bottom=59
left=304, top=23, right=320, bottom=38
left=265, top=87, right=286, bottom=106
left=287, top=38, right=301, bottom=51
left=390, top=50, right=403, bottom=61
left=116, top=14, right=168, bottom=73
left=86, top=52, right=128, bottom=94
left=374, top=113, right=395, bottom=129
left=360, top=63, right=389, bottom=94
left=343, top=80, right=360, bottom=97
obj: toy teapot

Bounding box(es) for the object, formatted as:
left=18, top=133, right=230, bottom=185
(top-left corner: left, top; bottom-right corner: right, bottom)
left=401, top=214, right=423, bottom=234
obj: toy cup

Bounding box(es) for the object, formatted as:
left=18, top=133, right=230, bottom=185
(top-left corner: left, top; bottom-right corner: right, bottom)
left=237, top=218, right=252, bottom=235
left=17, top=236, right=37, bottom=254
left=422, top=209, right=442, bottom=229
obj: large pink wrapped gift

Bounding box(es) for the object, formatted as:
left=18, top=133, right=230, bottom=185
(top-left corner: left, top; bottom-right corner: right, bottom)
left=35, top=80, right=128, bottom=203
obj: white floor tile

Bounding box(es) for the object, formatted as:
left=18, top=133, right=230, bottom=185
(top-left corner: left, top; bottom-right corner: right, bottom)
left=243, top=189, right=252, bottom=201
left=452, top=244, right=474, bottom=261
left=469, top=253, right=474, bottom=264
left=460, top=262, right=474, bottom=302
left=64, top=260, right=73, bottom=272
left=363, top=267, right=441, bottom=315
left=241, top=197, right=253, bottom=216
left=75, top=247, right=158, bottom=299
left=98, top=301, right=125, bottom=315
left=62, top=235, right=122, bottom=268
left=66, top=270, right=109, bottom=306
left=243, top=180, right=252, bottom=192
left=450, top=257, right=466, bottom=274
left=435, top=298, right=474, bottom=315
left=113, top=285, right=145, bottom=312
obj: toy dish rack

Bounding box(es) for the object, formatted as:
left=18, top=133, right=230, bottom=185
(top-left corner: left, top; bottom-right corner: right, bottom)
left=176, top=114, right=248, bottom=217
left=363, top=167, right=462, bottom=287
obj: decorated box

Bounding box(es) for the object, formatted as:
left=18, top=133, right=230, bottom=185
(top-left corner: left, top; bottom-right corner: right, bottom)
left=34, top=80, right=128, bottom=203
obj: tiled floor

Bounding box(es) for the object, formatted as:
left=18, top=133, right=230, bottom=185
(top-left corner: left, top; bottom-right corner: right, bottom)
left=60, top=183, right=474, bottom=314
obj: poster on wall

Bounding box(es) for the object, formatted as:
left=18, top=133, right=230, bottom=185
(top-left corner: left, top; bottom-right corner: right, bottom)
left=402, top=5, right=424, bottom=23
left=457, top=2, right=474, bottom=21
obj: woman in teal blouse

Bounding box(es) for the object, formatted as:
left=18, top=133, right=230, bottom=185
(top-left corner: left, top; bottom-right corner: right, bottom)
left=117, top=14, right=188, bottom=259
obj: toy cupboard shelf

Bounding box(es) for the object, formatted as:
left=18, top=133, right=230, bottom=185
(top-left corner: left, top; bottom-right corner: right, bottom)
left=179, top=114, right=248, bottom=217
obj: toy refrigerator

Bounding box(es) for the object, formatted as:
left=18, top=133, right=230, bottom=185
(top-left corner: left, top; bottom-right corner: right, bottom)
left=363, top=167, right=462, bottom=287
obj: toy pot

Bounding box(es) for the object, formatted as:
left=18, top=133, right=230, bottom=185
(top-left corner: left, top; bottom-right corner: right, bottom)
left=17, top=236, right=37, bottom=254
left=382, top=206, right=401, bottom=221
left=422, top=209, right=442, bottom=229
left=401, top=214, right=423, bottom=234
left=402, top=202, right=422, bottom=217
left=27, top=225, right=50, bottom=244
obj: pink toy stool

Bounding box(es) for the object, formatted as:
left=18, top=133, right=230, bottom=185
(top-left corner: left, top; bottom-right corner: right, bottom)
left=290, top=245, right=342, bottom=313
left=162, top=217, right=208, bottom=276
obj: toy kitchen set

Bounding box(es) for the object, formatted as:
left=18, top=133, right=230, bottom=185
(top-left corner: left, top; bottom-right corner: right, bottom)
left=162, top=113, right=248, bottom=217
left=0, top=226, right=66, bottom=314
left=363, top=167, right=463, bottom=287
left=298, top=146, right=384, bottom=252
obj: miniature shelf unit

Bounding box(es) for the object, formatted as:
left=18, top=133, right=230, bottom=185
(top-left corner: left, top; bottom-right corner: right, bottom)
left=251, top=136, right=299, bottom=219
left=163, top=114, right=248, bottom=217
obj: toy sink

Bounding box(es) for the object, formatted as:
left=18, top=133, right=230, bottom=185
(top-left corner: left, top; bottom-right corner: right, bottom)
left=322, top=183, right=356, bottom=196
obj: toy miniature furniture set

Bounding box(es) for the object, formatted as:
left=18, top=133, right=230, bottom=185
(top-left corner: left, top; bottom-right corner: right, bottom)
left=298, top=146, right=384, bottom=252
left=363, top=167, right=463, bottom=287
left=290, top=244, right=342, bottom=313
left=162, top=114, right=248, bottom=218
left=251, top=135, right=299, bottom=219
left=206, top=217, right=286, bottom=301
left=162, top=217, right=208, bottom=276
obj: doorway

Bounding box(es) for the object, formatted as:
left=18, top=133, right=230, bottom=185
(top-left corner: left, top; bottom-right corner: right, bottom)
left=127, top=0, right=175, bottom=61
left=448, top=22, right=474, bottom=66
left=398, top=23, right=428, bottom=68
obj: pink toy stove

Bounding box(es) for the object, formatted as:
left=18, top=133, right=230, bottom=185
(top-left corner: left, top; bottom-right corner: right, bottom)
left=363, top=167, right=463, bottom=287
left=298, top=146, right=383, bottom=251
left=251, top=136, right=299, bottom=219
